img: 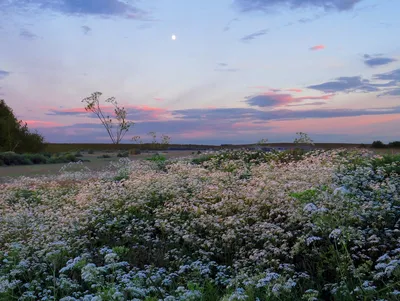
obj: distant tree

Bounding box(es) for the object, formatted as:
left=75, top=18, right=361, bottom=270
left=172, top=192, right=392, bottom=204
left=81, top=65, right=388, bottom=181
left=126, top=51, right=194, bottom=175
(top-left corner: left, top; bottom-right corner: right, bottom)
left=371, top=140, right=386, bottom=148
left=388, top=141, right=400, bottom=148
left=82, top=92, right=134, bottom=144
left=0, top=99, right=47, bottom=153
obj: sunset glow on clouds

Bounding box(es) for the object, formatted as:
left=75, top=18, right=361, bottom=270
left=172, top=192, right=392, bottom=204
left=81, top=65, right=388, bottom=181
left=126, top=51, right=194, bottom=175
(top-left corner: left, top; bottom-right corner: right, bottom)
left=0, top=0, right=399, bottom=144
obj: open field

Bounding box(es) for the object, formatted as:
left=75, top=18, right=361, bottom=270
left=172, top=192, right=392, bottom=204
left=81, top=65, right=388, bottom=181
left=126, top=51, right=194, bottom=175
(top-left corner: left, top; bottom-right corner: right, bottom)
left=0, top=150, right=196, bottom=179
left=0, top=148, right=399, bottom=300
left=43, top=142, right=375, bottom=153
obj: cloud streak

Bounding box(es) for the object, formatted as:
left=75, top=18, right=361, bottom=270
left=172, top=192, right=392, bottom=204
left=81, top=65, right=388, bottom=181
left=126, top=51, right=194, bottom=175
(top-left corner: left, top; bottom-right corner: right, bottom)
left=235, top=0, right=365, bottom=12
left=363, top=54, right=397, bottom=67
left=81, top=25, right=91, bottom=35
left=0, top=70, right=10, bottom=79
left=245, top=92, right=334, bottom=107
left=20, top=29, right=38, bottom=39
left=240, top=29, right=268, bottom=42
left=1, top=0, right=149, bottom=19
left=310, top=44, right=325, bottom=51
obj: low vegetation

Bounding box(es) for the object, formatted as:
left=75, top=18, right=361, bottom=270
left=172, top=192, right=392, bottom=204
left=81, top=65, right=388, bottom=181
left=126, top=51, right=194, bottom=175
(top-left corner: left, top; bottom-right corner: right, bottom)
left=0, top=148, right=399, bottom=300
left=0, top=151, right=85, bottom=166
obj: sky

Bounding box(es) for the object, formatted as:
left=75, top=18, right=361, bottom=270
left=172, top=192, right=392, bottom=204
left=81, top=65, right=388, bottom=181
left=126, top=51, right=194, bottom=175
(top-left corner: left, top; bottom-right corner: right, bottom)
left=0, top=0, right=399, bottom=144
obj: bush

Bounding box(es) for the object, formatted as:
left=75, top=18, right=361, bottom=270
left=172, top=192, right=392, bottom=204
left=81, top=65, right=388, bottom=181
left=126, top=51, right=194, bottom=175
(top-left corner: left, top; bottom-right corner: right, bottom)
left=388, top=141, right=400, bottom=148
left=371, top=153, right=400, bottom=175
left=97, top=154, right=111, bottom=159
left=0, top=152, right=32, bottom=165
left=75, top=151, right=83, bottom=157
left=117, top=151, right=129, bottom=157
left=24, top=153, right=48, bottom=164
left=41, top=152, right=52, bottom=158
left=88, top=149, right=95, bottom=154
left=47, top=154, right=78, bottom=164
left=371, top=140, right=386, bottom=148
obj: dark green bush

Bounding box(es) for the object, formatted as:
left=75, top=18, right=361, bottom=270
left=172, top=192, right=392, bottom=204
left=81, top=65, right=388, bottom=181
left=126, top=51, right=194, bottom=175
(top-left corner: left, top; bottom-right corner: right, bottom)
left=75, top=151, right=83, bottom=157
left=88, top=149, right=95, bottom=154
left=388, top=141, right=400, bottom=148
left=0, top=152, right=32, bottom=166
left=24, top=153, right=48, bottom=164
left=371, top=140, right=386, bottom=148
left=117, top=151, right=129, bottom=157
left=97, top=154, right=111, bottom=159
left=371, top=153, right=400, bottom=175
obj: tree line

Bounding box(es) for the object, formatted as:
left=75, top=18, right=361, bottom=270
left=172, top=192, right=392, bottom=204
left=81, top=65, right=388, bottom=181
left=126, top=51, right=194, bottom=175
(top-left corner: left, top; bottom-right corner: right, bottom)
left=0, top=99, right=47, bottom=153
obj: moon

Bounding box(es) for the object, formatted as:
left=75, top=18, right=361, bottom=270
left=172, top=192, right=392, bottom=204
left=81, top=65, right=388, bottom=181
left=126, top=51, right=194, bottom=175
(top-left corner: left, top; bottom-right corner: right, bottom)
left=171, top=34, right=176, bottom=40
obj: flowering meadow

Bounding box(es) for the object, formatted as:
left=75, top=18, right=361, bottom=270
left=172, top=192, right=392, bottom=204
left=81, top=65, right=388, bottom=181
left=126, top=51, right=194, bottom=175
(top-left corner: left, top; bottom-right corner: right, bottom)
left=0, top=149, right=399, bottom=301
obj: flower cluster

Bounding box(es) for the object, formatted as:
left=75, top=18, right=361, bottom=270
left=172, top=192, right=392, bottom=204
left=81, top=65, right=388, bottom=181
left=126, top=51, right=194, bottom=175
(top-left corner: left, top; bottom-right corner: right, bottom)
left=0, top=148, right=399, bottom=300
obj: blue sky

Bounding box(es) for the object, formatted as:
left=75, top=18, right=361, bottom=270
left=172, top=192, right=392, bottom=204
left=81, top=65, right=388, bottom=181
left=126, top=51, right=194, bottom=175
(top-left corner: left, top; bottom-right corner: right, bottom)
left=0, top=0, right=399, bottom=144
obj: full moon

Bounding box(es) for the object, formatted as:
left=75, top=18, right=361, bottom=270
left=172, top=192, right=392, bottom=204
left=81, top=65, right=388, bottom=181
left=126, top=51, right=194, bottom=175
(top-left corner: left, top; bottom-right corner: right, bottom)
left=171, top=34, right=176, bottom=40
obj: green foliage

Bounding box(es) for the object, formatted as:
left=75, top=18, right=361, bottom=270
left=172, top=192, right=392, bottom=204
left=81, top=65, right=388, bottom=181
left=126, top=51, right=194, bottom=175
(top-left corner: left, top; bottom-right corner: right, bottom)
left=0, top=152, right=33, bottom=165
left=88, top=149, right=95, bottom=154
left=371, top=153, right=400, bottom=175
left=0, top=99, right=47, bottom=153
left=145, top=153, right=167, bottom=162
left=0, top=151, right=81, bottom=166
left=75, top=151, right=83, bottom=157
left=98, top=154, right=112, bottom=159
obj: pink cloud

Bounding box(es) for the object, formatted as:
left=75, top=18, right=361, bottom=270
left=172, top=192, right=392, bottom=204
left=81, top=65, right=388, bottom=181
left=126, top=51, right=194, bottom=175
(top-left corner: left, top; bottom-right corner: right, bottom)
left=310, top=45, right=325, bottom=51
left=24, top=120, right=64, bottom=128
left=286, top=88, right=303, bottom=93
left=269, top=114, right=400, bottom=134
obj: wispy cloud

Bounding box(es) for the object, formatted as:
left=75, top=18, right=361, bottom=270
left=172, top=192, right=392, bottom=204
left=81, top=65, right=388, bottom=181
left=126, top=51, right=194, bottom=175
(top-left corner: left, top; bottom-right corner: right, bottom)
left=20, top=29, right=38, bottom=39
left=245, top=91, right=334, bottom=107
left=286, top=101, right=326, bottom=107
left=240, top=29, right=268, bottom=42
left=81, top=25, right=91, bottom=35
left=373, top=68, right=400, bottom=82
left=0, top=0, right=150, bottom=20
left=46, top=104, right=170, bottom=121
left=0, top=69, right=10, bottom=79
left=223, top=18, right=239, bottom=31
left=363, top=54, right=397, bottom=67
left=310, top=44, right=325, bottom=51
left=235, top=0, right=365, bottom=12
left=214, top=63, right=240, bottom=72
left=307, top=75, right=396, bottom=93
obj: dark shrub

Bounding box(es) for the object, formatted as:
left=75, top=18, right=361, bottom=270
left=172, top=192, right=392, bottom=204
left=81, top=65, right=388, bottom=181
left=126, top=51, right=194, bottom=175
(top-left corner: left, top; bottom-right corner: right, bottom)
left=88, top=149, right=95, bottom=154
left=117, top=151, right=129, bottom=157
left=75, top=151, right=83, bottom=157
left=371, top=140, right=386, bottom=148
left=0, top=152, right=32, bottom=165
left=371, top=154, right=400, bottom=175
left=97, top=154, right=111, bottom=159
left=388, top=141, right=400, bottom=148
left=24, top=153, right=48, bottom=164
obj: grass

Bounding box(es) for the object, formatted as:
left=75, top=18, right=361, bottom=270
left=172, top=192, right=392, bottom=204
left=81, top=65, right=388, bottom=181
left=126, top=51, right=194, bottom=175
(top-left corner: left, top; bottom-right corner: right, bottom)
left=0, top=150, right=197, bottom=179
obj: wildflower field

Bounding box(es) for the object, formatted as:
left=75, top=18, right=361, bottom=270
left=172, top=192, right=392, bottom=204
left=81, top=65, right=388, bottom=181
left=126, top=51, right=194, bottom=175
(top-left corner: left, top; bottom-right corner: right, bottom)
left=0, top=149, right=399, bottom=301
